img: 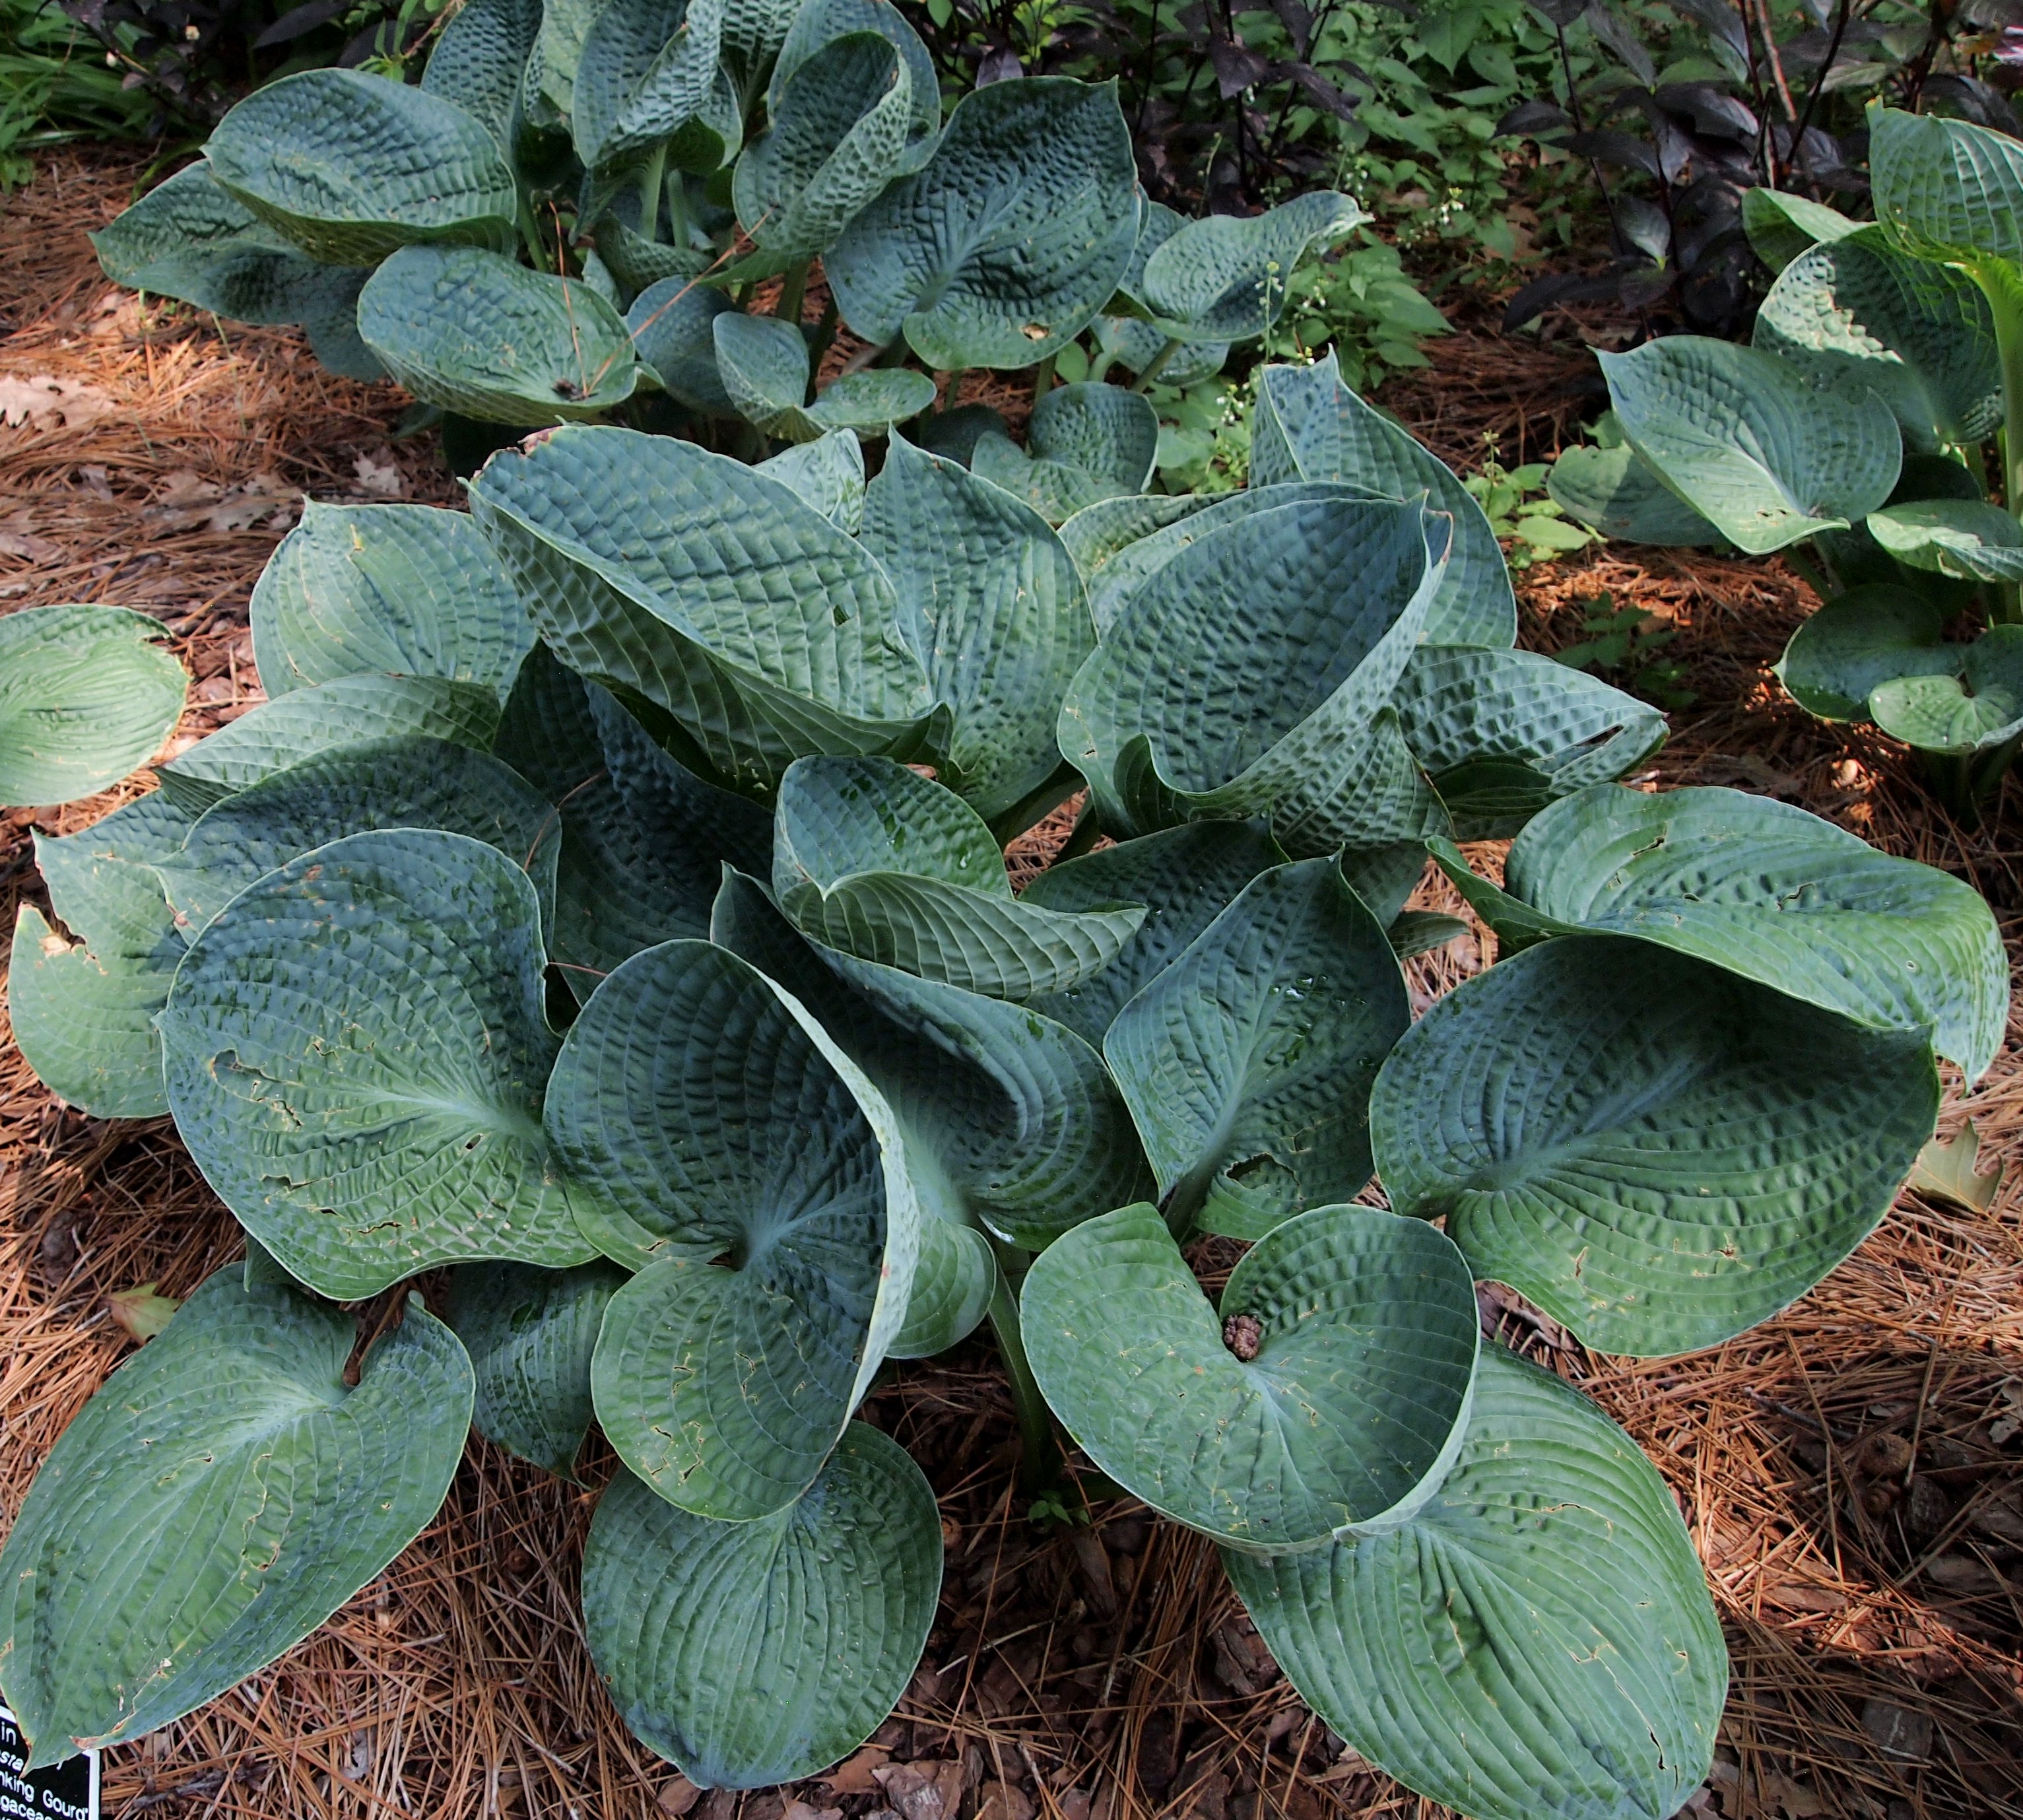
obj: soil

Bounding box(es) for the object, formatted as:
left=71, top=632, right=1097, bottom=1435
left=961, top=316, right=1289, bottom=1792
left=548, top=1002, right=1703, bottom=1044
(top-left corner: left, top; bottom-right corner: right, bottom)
left=2, top=149, right=2020, bottom=1820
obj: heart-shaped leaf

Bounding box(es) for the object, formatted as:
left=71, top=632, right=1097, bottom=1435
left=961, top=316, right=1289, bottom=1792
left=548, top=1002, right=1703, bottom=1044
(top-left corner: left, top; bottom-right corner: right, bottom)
left=1776, top=584, right=1957, bottom=720
left=1024, top=1203, right=1478, bottom=1548
left=0, top=1268, right=471, bottom=1769
left=1224, top=1346, right=1725, bottom=1820
left=1871, top=623, right=2023, bottom=756
left=1102, top=856, right=1409, bottom=1239
left=159, top=828, right=602, bottom=1298
left=774, top=756, right=1145, bottom=999
left=1545, top=442, right=1727, bottom=545
left=445, top=1259, right=627, bottom=1479
left=712, top=312, right=935, bottom=439
left=250, top=502, right=533, bottom=702
left=626, top=273, right=738, bottom=412
left=1867, top=497, right=2023, bottom=582
left=1871, top=104, right=2023, bottom=278
left=1135, top=192, right=1363, bottom=343
left=0, top=605, right=185, bottom=808
left=759, top=428, right=867, bottom=530
left=826, top=77, right=1139, bottom=368
left=468, top=426, right=937, bottom=795
left=1597, top=337, right=1902, bottom=555
left=1372, top=933, right=1940, bottom=1355
left=580, top=1427, right=940, bottom=1787
left=207, top=69, right=518, bottom=263
left=420, top=0, right=541, bottom=153
left=1432, top=782, right=2008, bottom=1079
left=572, top=0, right=727, bottom=183
left=547, top=939, right=916, bottom=1516
left=154, top=673, right=502, bottom=811
left=360, top=246, right=644, bottom=425
left=1250, top=353, right=1517, bottom=647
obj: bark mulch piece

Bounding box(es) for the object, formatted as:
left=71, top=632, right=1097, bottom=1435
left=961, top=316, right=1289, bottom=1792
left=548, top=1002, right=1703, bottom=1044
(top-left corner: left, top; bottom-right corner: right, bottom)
left=2, top=154, right=2020, bottom=1819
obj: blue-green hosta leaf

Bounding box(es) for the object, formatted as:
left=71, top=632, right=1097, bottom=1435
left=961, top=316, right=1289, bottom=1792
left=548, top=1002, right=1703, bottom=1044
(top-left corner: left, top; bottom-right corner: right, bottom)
left=1753, top=230, right=2001, bottom=452
left=0, top=605, right=185, bottom=807
left=1030, top=383, right=1160, bottom=493
left=969, top=435, right=1113, bottom=524
left=1871, top=623, right=2023, bottom=758
left=1055, top=492, right=1214, bottom=583
left=1372, top=934, right=1940, bottom=1354
left=298, top=267, right=387, bottom=381
left=1432, top=782, right=2008, bottom=1080
left=1021, top=821, right=1287, bottom=1045
left=826, top=77, right=1139, bottom=368
left=158, top=828, right=601, bottom=1298
left=580, top=1428, right=940, bottom=1788
left=912, top=402, right=1009, bottom=465
left=1545, top=442, right=1727, bottom=545
left=768, top=0, right=937, bottom=137
left=1024, top=1204, right=1477, bottom=1548
left=548, top=939, right=916, bottom=1516
left=0, top=1268, right=472, bottom=1770
left=572, top=0, right=727, bottom=182
left=720, top=0, right=803, bottom=106
left=599, top=216, right=712, bottom=300
left=445, top=1259, right=626, bottom=1479
left=1103, top=857, right=1409, bottom=1240
left=1091, top=314, right=1228, bottom=387
left=359, top=246, right=644, bottom=425
left=207, top=70, right=518, bottom=264
left=9, top=797, right=194, bottom=1118
left=1057, top=494, right=1446, bottom=856
left=1597, top=337, right=1902, bottom=555
left=712, top=312, right=935, bottom=440
left=523, top=0, right=601, bottom=118
left=1225, top=1346, right=1725, bottom=1820
left=1393, top=646, right=1667, bottom=840
left=1776, top=584, right=1956, bottom=720
left=152, top=735, right=560, bottom=942
left=1135, top=192, right=1363, bottom=343
left=249, top=502, right=532, bottom=702
left=154, top=673, right=502, bottom=811
left=710, top=867, right=1154, bottom=1253
left=886, top=1220, right=995, bottom=1358
left=774, top=756, right=1144, bottom=999
left=860, top=435, right=1092, bottom=819
left=1867, top=498, right=2023, bottom=582
left=1871, top=105, right=2023, bottom=277
left=759, top=430, right=867, bottom=531
left=1741, top=185, right=1863, bottom=273
left=493, top=646, right=770, bottom=984
left=468, top=426, right=937, bottom=795
left=626, top=273, right=737, bottom=413
left=1250, top=353, right=1517, bottom=647
left=421, top=0, right=541, bottom=153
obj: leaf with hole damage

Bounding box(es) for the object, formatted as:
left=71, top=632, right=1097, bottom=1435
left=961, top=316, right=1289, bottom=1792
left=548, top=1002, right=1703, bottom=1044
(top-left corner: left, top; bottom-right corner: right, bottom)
left=0, top=605, right=185, bottom=808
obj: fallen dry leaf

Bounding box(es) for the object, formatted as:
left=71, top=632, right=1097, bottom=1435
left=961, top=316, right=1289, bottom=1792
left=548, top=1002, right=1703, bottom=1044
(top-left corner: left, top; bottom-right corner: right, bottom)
left=352, top=450, right=405, bottom=498
left=0, top=373, right=117, bottom=432
left=108, top=1281, right=180, bottom=1343
left=822, top=1746, right=890, bottom=1795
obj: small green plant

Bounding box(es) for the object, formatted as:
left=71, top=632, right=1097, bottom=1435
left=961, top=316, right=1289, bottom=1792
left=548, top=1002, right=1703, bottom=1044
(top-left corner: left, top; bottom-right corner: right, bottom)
left=0, top=0, right=161, bottom=188
left=1464, top=443, right=1599, bottom=568
left=1553, top=590, right=1696, bottom=708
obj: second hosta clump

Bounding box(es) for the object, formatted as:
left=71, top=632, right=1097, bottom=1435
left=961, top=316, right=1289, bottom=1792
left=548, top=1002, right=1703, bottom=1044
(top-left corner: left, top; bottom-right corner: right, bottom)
left=3, top=354, right=2006, bottom=1820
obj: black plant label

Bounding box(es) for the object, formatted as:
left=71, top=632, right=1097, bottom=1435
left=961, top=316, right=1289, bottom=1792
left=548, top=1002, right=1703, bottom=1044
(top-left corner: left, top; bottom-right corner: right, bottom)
left=0, top=1708, right=95, bottom=1820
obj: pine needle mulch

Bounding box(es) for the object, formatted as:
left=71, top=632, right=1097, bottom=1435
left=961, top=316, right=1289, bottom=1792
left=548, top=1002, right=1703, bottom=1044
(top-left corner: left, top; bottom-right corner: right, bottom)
left=2, top=153, right=2020, bottom=1820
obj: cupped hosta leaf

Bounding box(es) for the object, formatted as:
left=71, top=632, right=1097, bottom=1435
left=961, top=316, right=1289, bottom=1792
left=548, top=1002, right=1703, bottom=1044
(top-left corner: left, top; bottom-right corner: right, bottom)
left=1742, top=185, right=1863, bottom=272
left=1372, top=933, right=1940, bottom=1355
left=1135, top=192, right=1362, bottom=343
left=0, top=605, right=184, bottom=808
left=886, top=1219, right=995, bottom=1358
left=1753, top=230, right=2001, bottom=451
left=0, top=1268, right=472, bottom=1770
left=572, top=0, right=727, bottom=183
left=1597, top=337, right=1902, bottom=555
left=826, top=77, right=1139, bottom=368
left=1056, top=492, right=1214, bottom=582
left=494, top=646, right=770, bottom=984
left=206, top=69, right=518, bottom=264
left=1022, top=821, right=1287, bottom=1044
left=712, top=313, right=935, bottom=440
left=1224, top=1346, right=1725, bottom=1820
left=1024, top=1203, right=1478, bottom=1549
left=549, top=939, right=915, bottom=1516
left=421, top=0, right=541, bottom=152
left=1871, top=623, right=2023, bottom=757
left=773, top=756, right=1144, bottom=999
left=804, top=370, right=938, bottom=436
left=249, top=502, right=532, bottom=702
left=1030, top=382, right=1160, bottom=492
left=599, top=217, right=712, bottom=300
left=445, top=1259, right=627, bottom=1479
left=710, top=867, right=1154, bottom=1251
left=1091, top=314, right=1228, bottom=386
left=580, top=1427, right=940, bottom=1788
left=1057, top=494, right=1444, bottom=855
left=152, top=735, right=560, bottom=941
left=1867, top=498, right=2023, bottom=582
left=359, top=246, right=644, bottom=425
left=467, top=426, right=937, bottom=795
left=626, top=273, right=738, bottom=413
left=9, top=797, right=194, bottom=1118
left=1436, top=782, right=2008, bottom=1079
left=159, top=828, right=601, bottom=1298
left=861, top=436, right=1092, bottom=818
left=154, top=673, right=501, bottom=811
left=1545, top=442, right=1727, bottom=545
left=1776, top=584, right=1956, bottom=720
left=1250, top=353, right=1517, bottom=648
left=759, top=429, right=867, bottom=531
left=1393, top=646, right=1667, bottom=840
left=720, top=0, right=805, bottom=105
left=970, top=435, right=1110, bottom=523
left=768, top=0, right=937, bottom=138
left=1871, top=105, right=2023, bottom=276
left=1103, top=857, right=1409, bottom=1240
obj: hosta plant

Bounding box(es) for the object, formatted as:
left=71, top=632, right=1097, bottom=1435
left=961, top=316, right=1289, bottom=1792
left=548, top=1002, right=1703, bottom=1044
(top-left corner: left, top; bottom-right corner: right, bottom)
left=89, top=0, right=1362, bottom=483
left=2, top=353, right=2005, bottom=1820
left=1547, top=106, right=2023, bottom=821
